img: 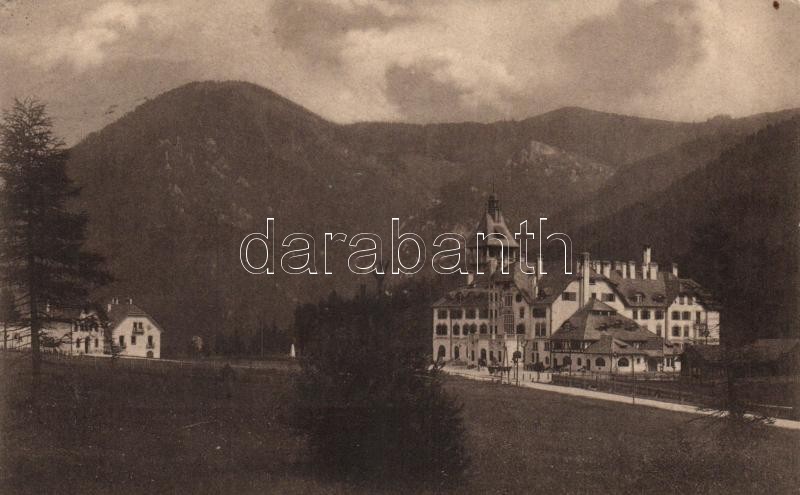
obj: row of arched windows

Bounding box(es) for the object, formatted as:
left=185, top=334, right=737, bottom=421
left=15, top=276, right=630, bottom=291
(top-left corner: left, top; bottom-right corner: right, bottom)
left=552, top=357, right=612, bottom=367
left=435, top=323, right=499, bottom=336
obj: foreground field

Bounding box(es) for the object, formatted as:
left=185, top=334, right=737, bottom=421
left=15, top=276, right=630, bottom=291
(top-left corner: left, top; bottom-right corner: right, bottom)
left=1, top=354, right=798, bottom=494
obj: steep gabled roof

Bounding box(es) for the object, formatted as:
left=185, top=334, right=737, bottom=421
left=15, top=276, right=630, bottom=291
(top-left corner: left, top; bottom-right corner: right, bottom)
left=42, top=306, right=88, bottom=323
left=551, top=301, right=660, bottom=345
left=491, top=262, right=537, bottom=302
left=466, top=211, right=519, bottom=249
left=107, top=302, right=164, bottom=332
left=676, top=277, right=720, bottom=310
left=533, top=272, right=578, bottom=305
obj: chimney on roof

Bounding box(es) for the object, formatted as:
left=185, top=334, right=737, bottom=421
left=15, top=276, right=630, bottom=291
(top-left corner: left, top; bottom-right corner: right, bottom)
left=128, top=297, right=133, bottom=305
left=621, top=262, right=628, bottom=279
left=466, top=272, right=474, bottom=285
left=649, top=262, right=658, bottom=280
left=488, top=257, right=498, bottom=275
left=580, top=252, right=591, bottom=307
left=601, top=261, right=611, bottom=278
left=671, top=262, right=679, bottom=277
left=642, top=245, right=652, bottom=278
left=537, top=253, right=544, bottom=277
left=628, top=261, right=636, bottom=279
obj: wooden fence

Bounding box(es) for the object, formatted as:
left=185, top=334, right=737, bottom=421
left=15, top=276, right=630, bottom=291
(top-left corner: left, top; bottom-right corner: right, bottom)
left=551, top=373, right=798, bottom=420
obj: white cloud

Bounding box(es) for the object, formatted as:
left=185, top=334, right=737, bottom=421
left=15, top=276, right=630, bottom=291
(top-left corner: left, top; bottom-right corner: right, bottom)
left=1, top=0, right=798, bottom=142
left=36, top=1, right=166, bottom=70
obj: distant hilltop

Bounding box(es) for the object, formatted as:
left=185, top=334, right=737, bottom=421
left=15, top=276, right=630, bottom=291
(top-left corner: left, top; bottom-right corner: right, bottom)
left=63, top=80, right=800, bottom=347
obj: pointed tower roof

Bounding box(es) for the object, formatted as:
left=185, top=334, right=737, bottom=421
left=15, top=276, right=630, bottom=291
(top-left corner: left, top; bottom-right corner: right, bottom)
left=467, top=194, right=519, bottom=249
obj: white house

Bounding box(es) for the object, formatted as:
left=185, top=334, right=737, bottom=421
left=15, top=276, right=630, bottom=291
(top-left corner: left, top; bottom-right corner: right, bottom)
left=3, top=305, right=105, bottom=356
left=107, top=298, right=163, bottom=359
left=3, top=298, right=163, bottom=359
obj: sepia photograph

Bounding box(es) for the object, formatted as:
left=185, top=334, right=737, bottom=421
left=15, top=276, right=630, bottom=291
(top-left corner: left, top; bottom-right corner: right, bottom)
left=0, top=0, right=798, bottom=493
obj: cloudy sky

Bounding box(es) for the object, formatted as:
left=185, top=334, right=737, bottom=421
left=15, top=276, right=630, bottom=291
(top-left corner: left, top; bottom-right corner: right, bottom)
left=1, top=0, right=798, bottom=143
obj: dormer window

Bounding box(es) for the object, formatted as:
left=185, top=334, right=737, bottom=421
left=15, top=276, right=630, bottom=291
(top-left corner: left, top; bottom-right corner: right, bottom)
left=634, top=293, right=644, bottom=303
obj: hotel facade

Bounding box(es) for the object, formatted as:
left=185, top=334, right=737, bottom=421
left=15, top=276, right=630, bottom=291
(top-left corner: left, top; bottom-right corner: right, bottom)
left=432, top=195, right=720, bottom=373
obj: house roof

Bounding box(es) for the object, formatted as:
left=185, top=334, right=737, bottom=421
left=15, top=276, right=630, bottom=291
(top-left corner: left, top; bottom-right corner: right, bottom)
left=466, top=211, right=519, bottom=249
left=491, top=262, right=538, bottom=302
left=432, top=288, right=489, bottom=308
left=676, top=277, right=720, bottom=310
left=533, top=271, right=578, bottom=305
left=605, top=271, right=669, bottom=308
left=683, top=344, right=723, bottom=363
left=584, top=334, right=667, bottom=357
left=551, top=301, right=663, bottom=347
left=737, top=338, right=800, bottom=363
left=43, top=306, right=88, bottom=323
left=107, top=302, right=164, bottom=332
left=685, top=339, right=799, bottom=365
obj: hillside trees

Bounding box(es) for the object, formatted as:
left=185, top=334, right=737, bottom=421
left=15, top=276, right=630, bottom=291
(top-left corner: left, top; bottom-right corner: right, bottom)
left=685, top=119, right=800, bottom=344
left=0, top=99, right=109, bottom=392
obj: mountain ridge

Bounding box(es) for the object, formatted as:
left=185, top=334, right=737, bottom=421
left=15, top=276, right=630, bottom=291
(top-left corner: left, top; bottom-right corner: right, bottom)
left=63, top=80, right=800, bottom=349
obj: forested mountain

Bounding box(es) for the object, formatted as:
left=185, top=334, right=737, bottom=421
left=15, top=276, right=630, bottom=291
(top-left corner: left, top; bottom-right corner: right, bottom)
left=65, top=80, right=799, bottom=350
left=573, top=118, right=800, bottom=341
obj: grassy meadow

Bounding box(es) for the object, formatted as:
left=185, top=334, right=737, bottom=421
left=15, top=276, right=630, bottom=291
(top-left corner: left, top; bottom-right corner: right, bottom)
left=1, top=353, right=798, bottom=494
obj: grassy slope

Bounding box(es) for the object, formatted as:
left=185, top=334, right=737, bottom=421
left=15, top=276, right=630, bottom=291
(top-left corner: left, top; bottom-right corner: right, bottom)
left=1, top=356, right=798, bottom=494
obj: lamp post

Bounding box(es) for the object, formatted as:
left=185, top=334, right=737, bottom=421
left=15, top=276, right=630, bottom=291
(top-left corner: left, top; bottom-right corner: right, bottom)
left=520, top=337, right=529, bottom=384
left=611, top=351, right=617, bottom=392
left=631, top=353, right=636, bottom=405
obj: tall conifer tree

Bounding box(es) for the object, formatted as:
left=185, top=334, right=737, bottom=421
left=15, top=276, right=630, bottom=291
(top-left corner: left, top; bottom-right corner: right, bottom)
left=0, top=99, right=109, bottom=390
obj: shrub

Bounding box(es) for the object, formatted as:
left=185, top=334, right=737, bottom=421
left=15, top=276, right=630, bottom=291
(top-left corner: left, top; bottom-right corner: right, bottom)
left=291, top=294, right=468, bottom=486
